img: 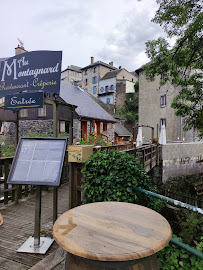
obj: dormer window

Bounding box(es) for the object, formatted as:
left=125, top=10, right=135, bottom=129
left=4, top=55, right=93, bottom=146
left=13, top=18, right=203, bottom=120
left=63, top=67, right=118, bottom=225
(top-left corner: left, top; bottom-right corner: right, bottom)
left=85, top=70, right=88, bottom=75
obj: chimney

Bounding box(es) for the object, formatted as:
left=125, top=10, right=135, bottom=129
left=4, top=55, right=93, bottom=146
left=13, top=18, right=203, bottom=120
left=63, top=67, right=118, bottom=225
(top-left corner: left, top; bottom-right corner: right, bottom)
left=91, top=56, right=94, bottom=65
left=15, top=45, right=27, bottom=55
left=109, top=61, right=113, bottom=66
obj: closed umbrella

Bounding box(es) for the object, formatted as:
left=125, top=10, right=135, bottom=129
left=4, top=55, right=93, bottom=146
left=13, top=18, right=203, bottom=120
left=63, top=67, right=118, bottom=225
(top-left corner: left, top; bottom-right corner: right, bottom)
left=136, top=127, right=143, bottom=147
left=159, top=124, right=166, bottom=144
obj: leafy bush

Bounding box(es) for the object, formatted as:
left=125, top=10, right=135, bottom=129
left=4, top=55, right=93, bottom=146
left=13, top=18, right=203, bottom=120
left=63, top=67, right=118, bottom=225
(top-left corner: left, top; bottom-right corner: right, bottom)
left=82, top=150, right=163, bottom=212
left=23, top=128, right=53, bottom=138
left=158, top=235, right=203, bottom=270
left=0, top=135, right=15, bottom=157
left=163, top=174, right=202, bottom=197
left=175, top=210, right=203, bottom=245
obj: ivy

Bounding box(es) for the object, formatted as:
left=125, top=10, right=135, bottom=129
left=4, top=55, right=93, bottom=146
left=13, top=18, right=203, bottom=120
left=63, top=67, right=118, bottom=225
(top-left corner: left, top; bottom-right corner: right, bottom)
left=82, top=150, right=163, bottom=212
left=158, top=235, right=203, bottom=270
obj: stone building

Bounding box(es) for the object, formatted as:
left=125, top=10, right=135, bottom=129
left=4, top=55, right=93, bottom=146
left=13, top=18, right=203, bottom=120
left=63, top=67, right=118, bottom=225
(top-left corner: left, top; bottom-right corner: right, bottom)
left=98, top=68, right=138, bottom=110
left=136, top=67, right=198, bottom=143
left=0, top=81, right=116, bottom=143
left=60, top=82, right=116, bottom=142
left=61, top=65, right=82, bottom=86
left=80, top=57, right=117, bottom=97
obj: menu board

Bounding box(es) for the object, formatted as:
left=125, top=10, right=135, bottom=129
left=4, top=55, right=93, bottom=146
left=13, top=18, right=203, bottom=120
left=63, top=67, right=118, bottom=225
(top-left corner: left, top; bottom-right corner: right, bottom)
left=7, top=138, right=67, bottom=186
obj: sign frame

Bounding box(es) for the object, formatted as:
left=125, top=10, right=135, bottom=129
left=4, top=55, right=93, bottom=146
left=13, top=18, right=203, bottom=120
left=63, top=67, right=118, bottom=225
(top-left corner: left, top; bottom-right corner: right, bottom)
left=0, top=50, right=62, bottom=99
left=4, top=91, right=44, bottom=110
left=7, top=137, right=67, bottom=186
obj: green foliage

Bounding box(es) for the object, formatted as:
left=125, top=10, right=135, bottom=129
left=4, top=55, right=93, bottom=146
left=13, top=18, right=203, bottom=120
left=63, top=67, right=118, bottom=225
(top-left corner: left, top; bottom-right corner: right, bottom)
left=176, top=210, right=203, bottom=245
left=117, top=92, right=139, bottom=124
left=0, top=135, right=15, bottom=157
left=82, top=150, right=163, bottom=212
left=23, top=128, right=53, bottom=137
left=134, top=81, right=139, bottom=92
left=164, top=174, right=202, bottom=197
left=158, top=235, right=203, bottom=270
left=144, top=0, right=203, bottom=137
left=79, top=134, right=107, bottom=146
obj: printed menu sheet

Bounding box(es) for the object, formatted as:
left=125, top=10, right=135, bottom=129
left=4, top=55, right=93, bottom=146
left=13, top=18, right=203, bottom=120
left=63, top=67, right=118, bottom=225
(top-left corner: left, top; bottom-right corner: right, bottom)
left=9, top=139, right=66, bottom=186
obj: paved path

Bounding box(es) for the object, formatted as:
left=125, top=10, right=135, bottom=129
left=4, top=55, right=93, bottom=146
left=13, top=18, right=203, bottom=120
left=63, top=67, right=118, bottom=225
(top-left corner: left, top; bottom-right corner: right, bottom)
left=0, top=183, right=69, bottom=270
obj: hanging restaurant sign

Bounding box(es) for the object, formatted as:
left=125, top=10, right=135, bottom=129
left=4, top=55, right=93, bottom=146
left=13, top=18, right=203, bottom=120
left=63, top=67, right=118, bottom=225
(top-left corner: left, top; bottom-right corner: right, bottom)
left=0, top=51, right=62, bottom=99
left=4, top=92, right=44, bottom=110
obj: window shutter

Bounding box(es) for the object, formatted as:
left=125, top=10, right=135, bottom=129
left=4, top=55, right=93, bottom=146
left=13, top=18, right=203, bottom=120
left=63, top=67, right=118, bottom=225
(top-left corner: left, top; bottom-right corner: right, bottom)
left=87, top=78, right=88, bottom=85
left=95, top=76, right=97, bottom=83
left=92, top=77, right=94, bottom=84
left=112, top=85, right=114, bottom=90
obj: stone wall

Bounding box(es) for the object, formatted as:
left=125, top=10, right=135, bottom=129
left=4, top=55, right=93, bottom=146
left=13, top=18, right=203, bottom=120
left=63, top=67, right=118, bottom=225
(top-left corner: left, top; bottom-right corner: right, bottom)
left=3, top=120, right=54, bottom=138
left=161, top=142, right=203, bottom=183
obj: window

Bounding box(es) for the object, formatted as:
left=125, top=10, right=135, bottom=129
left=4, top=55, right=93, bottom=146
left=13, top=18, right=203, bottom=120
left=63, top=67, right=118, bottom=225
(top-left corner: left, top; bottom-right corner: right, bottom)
left=132, top=78, right=134, bottom=82
left=38, top=105, right=46, bottom=117
left=85, top=78, right=88, bottom=85
left=20, top=109, right=28, bottom=117
left=92, top=76, right=97, bottom=84
left=103, top=122, right=107, bottom=131
left=85, top=88, right=88, bottom=92
left=160, top=118, right=166, bottom=127
left=101, top=87, right=104, bottom=92
left=160, top=95, right=166, bottom=107
left=93, top=67, right=96, bottom=73
left=59, top=121, right=69, bottom=133
left=93, top=86, right=97, bottom=94
left=105, top=86, right=108, bottom=92
left=110, top=85, right=114, bottom=90
left=85, top=70, right=87, bottom=75
left=106, top=98, right=110, bottom=104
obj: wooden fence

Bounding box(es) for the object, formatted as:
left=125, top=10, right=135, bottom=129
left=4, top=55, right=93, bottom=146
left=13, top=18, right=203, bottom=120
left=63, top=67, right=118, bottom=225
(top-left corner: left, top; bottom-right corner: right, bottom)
left=0, top=156, right=35, bottom=205
left=0, top=152, right=69, bottom=206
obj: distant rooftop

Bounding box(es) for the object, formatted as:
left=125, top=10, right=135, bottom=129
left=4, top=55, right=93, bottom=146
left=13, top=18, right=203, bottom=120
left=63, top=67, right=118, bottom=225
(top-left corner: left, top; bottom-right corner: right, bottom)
left=115, top=122, right=132, bottom=137
left=62, top=65, right=82, bottom=73
left=60, top=81, right=116, bottom=122
left=81, top=60, right=117, bottom=71
left=101, top=69, right=122, bottom=80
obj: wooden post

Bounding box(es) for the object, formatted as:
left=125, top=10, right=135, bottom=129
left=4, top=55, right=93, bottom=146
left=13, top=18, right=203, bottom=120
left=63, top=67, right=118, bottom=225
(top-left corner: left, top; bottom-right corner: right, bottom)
left=15, top=110, right=19, bottom=148
left=143, top=149, right=145, bottom=168
left=4, top=159, right=9, bottom=204
left=152, top=127, right=154, bottom=142
left=53, top=102, right=58, bottom=137
left=68, top=106, right=74, bottom=209
left=53, top=100, right=58, bottom=222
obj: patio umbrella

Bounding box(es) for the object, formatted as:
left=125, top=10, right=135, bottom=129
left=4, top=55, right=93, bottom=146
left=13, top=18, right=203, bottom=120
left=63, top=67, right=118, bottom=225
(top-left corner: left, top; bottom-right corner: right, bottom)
left=159, top=124, right=166, bottom=144
left=136, top=127, right=143, bottom=147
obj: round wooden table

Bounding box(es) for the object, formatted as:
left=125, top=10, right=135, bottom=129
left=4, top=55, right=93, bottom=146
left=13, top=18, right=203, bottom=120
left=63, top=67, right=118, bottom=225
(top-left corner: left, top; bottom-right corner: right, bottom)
left=53, top=202, right=171, bottom=270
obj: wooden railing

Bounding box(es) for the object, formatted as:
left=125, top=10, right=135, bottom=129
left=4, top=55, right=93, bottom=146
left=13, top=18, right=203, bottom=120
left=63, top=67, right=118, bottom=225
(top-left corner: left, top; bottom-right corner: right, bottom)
left=0, top=156, right=36, bottom=205
left=69, top=144, right=160, bottom=208
left=0, top=145, right=159, bottom=206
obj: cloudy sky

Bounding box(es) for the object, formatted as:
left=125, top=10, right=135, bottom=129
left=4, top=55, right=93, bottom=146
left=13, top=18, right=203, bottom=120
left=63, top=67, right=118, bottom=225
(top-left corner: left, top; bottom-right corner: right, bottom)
left=1, top=0, right=167, bottom=71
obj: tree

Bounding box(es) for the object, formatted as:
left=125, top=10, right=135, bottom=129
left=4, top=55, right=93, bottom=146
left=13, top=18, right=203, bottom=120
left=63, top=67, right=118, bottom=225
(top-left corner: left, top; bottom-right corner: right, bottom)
left=144, top=0, right=203, bottom=137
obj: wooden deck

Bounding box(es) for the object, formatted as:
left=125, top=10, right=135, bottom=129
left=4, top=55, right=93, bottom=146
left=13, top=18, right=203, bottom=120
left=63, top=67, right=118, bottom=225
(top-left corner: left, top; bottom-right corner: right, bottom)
left=0, top=183, right=69, bottom=270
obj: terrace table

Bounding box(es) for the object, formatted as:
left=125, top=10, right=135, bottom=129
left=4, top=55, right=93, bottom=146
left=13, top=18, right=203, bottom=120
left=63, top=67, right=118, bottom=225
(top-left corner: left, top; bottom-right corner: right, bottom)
left=53, top=201, right=171, bottom=270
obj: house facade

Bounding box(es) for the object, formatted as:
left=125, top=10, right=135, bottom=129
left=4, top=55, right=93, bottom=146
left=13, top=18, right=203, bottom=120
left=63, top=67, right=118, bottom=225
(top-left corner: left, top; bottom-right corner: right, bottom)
left=98, top=69, right=138, bottom=110
left=136, top=68, right=198, bottom=143
left=61, top=65, right=82, bottom=86
left=80, top=57, right=117, bottom=96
